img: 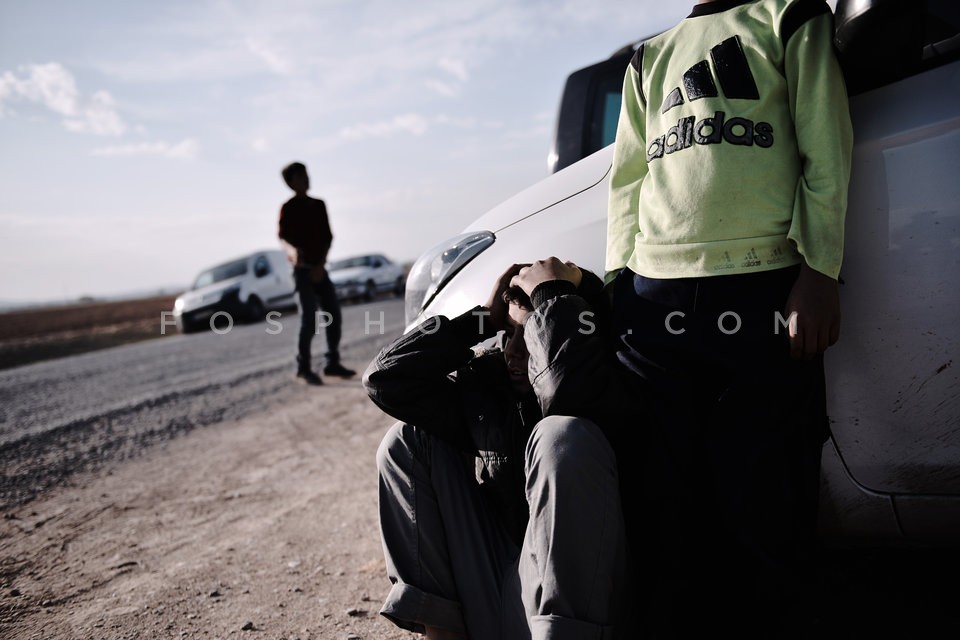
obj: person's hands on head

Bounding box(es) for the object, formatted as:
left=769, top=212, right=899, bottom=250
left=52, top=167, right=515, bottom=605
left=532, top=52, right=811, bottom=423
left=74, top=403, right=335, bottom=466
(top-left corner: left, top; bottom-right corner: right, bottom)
left=783, top=259, right=841, bottom=360
left=509, top=257, right=583, bottom=297
left=484, top=263, right=529, bottom=333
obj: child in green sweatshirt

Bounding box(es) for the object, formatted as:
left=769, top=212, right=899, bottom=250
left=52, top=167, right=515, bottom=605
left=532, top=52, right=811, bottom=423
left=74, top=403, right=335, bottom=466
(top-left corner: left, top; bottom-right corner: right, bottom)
left=606, top=0, right=852, bottom=636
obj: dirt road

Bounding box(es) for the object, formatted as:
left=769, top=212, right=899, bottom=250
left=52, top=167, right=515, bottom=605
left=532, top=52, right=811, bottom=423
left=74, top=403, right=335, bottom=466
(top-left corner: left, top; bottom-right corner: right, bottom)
left=1, top=374, right=418, bottom=640
left=1, top=297, right=416, bottom=639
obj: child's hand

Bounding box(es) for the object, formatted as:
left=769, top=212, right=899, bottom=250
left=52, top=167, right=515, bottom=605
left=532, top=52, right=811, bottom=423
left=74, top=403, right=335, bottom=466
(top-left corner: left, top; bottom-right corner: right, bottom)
left=783, top=261, right=841, bottom=360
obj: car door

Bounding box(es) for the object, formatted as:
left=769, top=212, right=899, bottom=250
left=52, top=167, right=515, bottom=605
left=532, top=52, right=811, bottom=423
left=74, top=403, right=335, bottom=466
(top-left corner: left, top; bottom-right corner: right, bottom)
left=251, top=253, right=288, bottom=308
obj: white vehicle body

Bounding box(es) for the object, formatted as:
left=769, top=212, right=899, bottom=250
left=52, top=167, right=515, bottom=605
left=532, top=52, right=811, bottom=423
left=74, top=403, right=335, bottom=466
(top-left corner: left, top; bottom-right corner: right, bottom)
left=328, top=254, right=406, bottom=301
left=403, top=1, right=960, bottom=545
left=173, top=249, right=296, bottom=332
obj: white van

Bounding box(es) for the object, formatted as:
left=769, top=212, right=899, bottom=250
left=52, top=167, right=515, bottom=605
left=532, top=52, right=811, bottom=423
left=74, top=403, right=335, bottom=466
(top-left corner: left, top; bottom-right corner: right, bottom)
left=172, top=249, right=297, bottom=333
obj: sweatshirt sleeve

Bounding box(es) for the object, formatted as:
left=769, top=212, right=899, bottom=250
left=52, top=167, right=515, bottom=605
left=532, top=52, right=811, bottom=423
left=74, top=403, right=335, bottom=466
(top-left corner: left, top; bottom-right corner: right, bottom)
left=524, top=271, right=632, bottom=443
left=362, top=307, right=496, bottom=450
left=783, top=6, right=854, bottom=279
left=606, top=48, right=648, bottom=274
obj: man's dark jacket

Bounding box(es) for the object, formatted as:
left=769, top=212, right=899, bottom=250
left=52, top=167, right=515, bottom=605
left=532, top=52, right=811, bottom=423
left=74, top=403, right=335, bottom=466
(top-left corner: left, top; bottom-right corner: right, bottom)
left=362, top=272, right=637, bottom=544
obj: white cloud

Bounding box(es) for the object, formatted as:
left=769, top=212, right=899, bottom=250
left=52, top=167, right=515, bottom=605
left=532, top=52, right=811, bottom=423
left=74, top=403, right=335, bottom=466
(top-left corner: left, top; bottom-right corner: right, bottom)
left=424, top=79, right=459, bottom=97
left=0, top=63, right=126, bottom=136
left=245, top=38, right=293, bottom=75
left=64, top=90, right=126, bottom=136
left=435, top=114, right=502, bottom=130
left=91, top=138, right=200, bottom=159
left=438, top=57, right=468, bottom=82
left=339, top=113, right=429, bottom=140
left=423, top=53, right=472, bottom=98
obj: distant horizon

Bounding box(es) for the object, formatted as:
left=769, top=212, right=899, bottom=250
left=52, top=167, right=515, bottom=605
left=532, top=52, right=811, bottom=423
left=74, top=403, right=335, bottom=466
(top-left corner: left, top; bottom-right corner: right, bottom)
left=0, top=284, right=187, bottom=311
left=0, top=251, right=420, bottom=310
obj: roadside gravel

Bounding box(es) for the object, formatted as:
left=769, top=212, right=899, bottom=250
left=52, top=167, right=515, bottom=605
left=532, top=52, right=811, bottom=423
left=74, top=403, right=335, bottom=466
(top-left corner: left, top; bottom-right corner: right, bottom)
left=0, top=375, right=417, bottom=640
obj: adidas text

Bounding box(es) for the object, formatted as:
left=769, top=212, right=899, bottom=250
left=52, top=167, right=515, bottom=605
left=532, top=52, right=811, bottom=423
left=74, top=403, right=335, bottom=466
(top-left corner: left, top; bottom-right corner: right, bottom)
left=647, top=110, right=773, bottom=162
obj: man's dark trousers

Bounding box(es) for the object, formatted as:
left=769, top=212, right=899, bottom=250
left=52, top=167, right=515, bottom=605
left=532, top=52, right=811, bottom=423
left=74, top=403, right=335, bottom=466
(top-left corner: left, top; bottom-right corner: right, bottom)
left=294, top=266, right=342, bottom=372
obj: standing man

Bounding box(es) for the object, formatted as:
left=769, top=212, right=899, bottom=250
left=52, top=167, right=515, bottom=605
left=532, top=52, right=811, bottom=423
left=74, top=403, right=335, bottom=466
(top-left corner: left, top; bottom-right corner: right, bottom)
left=278, top=161, right=356, bottom=385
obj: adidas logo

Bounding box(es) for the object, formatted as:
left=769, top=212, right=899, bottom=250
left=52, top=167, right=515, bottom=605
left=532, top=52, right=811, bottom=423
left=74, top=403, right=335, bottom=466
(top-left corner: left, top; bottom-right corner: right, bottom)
left=661, top=36, right=759, bottom=114
left=647, top=36, right=773, bottom=163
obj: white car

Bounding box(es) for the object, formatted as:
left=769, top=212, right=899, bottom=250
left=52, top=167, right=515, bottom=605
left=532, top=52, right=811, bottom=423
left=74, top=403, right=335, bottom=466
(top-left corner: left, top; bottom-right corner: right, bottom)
left=403, top=0, right=960, bottom=546
left=327, top=253, right=406, bottom=302
left=173, top=249, right=296, bottom=333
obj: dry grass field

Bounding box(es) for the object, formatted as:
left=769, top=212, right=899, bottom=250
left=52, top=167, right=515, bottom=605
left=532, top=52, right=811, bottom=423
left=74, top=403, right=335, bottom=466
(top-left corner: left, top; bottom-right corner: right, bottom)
left=0, top=294, right=179, bottom=371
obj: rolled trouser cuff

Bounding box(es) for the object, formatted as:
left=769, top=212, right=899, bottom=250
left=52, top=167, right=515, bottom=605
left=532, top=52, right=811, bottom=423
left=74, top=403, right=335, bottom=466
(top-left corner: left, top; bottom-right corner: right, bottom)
left=379, top=581, right=465, bottom=635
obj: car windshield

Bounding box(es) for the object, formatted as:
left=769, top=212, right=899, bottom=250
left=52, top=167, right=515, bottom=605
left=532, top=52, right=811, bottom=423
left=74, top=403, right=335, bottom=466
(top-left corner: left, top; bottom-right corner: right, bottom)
left=192, top=259, right=248, bottom=289
left=329, top=256, right=376, bottom=270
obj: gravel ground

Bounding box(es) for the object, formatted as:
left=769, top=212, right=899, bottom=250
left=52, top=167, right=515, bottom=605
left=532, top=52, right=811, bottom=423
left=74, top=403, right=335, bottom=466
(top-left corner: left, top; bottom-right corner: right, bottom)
left=0, top=376, right=418, bottom=640
left=0, top=298, right=417, bottom=639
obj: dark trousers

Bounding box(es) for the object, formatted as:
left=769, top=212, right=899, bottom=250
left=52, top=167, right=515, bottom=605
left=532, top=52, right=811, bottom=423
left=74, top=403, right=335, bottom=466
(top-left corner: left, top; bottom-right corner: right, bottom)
left=611, top=266, right=827, bottom=639
left=293, top=267, right=342, bottom=372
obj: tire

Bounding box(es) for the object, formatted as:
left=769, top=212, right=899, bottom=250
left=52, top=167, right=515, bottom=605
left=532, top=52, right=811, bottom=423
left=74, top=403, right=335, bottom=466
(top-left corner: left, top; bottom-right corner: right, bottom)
left=245, top=296, right=265, bottom=323
left=178, top=318, right=200, bottom=334
left=363, top=281, right=376, bottom=302
left=394, top=276, right=405, bottom=296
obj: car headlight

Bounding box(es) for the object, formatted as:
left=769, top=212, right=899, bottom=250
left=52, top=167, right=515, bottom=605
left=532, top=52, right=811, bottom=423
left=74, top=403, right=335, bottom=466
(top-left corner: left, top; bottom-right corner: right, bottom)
left=404, top=230, right=495, bottom=325
left=174, top=298, right=185, bottom=312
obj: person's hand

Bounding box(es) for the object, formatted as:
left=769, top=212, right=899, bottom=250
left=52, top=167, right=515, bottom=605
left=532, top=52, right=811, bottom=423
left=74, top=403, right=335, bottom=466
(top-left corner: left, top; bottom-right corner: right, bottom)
left=484, top=263, right=528, bottom=332
left=783, top=260, right=841, bottom=360
left=282, top=245, right=299, bottom=265
left=509, top=257, right=582, bottom=297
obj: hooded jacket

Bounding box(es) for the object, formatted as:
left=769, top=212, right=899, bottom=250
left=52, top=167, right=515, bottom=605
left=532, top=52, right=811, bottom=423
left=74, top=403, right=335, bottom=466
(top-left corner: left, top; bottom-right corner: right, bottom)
left=363, top=271, right=633, bottom=543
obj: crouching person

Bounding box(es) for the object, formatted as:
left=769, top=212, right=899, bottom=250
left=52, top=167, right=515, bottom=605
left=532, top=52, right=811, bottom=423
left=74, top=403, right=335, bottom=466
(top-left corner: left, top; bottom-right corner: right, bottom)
left=363, top=258, right=631, bottom=640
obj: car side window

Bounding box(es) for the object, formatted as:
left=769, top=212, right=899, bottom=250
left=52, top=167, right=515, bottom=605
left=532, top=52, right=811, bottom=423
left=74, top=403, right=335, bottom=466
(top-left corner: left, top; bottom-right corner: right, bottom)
left=254, top=255, right=271, bottom=278
left=587, top=68, right=627, bottom=155
left=834, top=0, right=960, bottom=95
left=923, top=0, right=960, bottom=62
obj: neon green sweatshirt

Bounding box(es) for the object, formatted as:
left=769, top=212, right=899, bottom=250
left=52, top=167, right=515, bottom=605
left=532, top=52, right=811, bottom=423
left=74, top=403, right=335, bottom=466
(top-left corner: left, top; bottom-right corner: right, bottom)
left=606, top=0, right=853, bottom=280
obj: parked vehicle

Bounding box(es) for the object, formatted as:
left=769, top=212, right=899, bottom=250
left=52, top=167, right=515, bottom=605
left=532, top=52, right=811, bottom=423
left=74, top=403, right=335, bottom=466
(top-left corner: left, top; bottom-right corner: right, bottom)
left=328, top=253, right=406, bottom=302
left=173, top=249, right=296, bottom=333
left=403, top=0, right=960, bottom=545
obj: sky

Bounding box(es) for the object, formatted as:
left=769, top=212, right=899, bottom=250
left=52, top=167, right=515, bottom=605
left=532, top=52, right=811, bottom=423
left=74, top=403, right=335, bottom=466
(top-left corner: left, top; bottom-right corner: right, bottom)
left=0, top=0, right=686, bottom=304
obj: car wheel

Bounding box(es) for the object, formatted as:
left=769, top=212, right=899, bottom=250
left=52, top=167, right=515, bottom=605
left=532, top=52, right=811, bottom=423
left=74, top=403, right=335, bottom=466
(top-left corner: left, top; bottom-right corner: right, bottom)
left=394, top=276, right=405, bottom=296
left=245, top=296, right=265, bottom=323
left=178, top=318, right=199, bottom=334
left=364, top=281, right=376, bottom=301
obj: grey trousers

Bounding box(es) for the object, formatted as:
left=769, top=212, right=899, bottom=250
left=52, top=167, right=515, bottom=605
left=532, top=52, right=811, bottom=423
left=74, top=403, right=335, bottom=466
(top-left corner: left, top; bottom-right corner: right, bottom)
left=375, top=415, right=627, bottom=640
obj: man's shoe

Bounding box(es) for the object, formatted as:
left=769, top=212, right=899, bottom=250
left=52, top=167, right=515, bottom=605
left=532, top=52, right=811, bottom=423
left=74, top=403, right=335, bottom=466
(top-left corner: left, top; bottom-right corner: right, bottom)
left=295, top=370, right=323, bottom=385
left=323, top=363, right=356, bottom=378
